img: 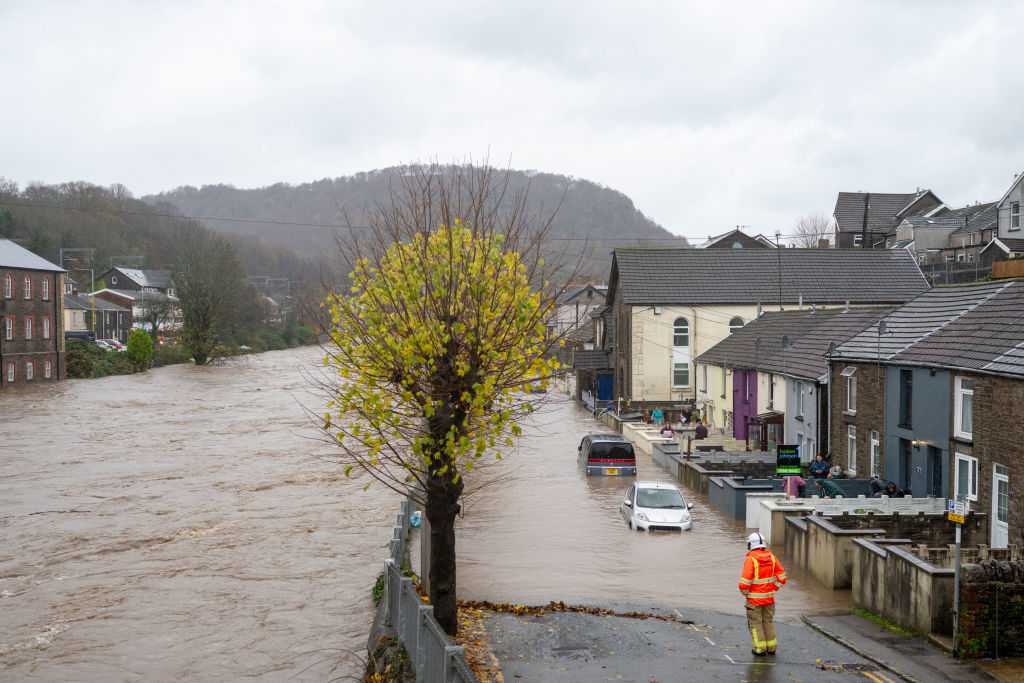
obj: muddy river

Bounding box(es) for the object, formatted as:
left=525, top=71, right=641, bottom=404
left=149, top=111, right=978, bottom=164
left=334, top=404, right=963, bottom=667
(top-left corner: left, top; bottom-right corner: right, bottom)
left=1, top=348, right=846, bottom=681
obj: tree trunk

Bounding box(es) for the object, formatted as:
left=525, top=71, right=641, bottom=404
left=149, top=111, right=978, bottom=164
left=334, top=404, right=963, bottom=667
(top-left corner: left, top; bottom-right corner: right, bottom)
left=425, top=473, right=463, bottom=635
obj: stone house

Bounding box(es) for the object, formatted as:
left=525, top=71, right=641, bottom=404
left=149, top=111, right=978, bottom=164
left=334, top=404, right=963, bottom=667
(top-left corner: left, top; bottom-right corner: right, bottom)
left=832, top=190, right=944, bottom=249
left=694, top=307, right=891, bottom=460
left=0, top=239, right=65, bottom=387
left=829, top=280, right=1024, bottom=548
left=594, top=247, right=929, bottom=410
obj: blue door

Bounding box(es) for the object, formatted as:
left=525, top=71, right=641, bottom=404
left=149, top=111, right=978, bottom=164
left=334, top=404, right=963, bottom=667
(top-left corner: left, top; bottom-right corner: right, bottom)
left=597, top=373, right=613, bottom=401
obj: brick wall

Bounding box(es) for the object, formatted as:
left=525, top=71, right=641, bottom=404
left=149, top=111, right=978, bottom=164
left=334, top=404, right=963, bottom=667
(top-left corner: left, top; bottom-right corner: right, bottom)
left=829, top=360, right=886, bottom=476
left=959, top=560, right=1024, bottom=658
left=827, top=511, right=987, bottom=546
left=0, top=269, right=64, bottom=387
left=965, top=373, right=1024, bottom=548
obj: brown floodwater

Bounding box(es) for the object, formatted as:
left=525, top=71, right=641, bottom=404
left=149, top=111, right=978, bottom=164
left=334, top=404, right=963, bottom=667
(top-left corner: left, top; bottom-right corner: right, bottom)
left=0, top=347, right=397, bottom=681
left=0, top=350, right=846, bottom=682
left=457, top=394, right=850, bottom=620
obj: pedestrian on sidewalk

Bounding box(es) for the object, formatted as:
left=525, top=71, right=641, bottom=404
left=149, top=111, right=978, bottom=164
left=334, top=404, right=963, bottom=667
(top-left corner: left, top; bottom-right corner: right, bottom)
left=738, top=532, right=787, bottom=657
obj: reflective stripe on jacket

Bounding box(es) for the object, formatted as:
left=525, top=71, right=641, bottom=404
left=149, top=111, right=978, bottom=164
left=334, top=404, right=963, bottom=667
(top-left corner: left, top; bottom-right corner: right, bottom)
left=738, top=549, right=787, bottom=605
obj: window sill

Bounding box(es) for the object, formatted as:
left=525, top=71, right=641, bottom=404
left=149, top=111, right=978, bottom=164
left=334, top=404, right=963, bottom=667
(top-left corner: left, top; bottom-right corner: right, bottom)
left=843, top=410, right=857, bottom=418
left=953, top=433, right=973, bottom=445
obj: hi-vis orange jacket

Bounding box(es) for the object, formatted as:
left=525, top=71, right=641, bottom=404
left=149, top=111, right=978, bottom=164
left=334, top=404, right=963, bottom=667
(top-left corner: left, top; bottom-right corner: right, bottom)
left=738, top=548, right=787, bottom=605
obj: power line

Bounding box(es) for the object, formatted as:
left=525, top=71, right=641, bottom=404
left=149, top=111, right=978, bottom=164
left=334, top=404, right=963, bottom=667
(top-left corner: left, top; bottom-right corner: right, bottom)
left=0, top=198, right=838, bottom=242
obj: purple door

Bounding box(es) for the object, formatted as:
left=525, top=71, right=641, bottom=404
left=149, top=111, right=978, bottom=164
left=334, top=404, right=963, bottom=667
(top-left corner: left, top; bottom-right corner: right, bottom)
left=733, top=369, right=757, bottom=440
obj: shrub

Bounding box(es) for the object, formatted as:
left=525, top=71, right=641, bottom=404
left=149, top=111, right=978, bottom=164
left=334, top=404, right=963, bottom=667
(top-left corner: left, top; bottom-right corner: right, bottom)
left=153, top=343, right=192, bottom=367
left=126, top=328, right=154, bottom=370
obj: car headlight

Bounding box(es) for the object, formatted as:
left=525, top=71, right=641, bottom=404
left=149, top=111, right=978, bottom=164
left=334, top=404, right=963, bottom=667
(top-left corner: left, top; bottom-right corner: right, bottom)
left=637, top=513, right=648, bottom=522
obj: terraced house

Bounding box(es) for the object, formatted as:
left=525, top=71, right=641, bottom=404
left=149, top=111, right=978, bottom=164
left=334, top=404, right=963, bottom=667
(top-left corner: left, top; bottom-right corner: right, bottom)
left=828, top=279, right=1024, bottom=548
left=580, top=248, right=929, bottom=414
left=0, top=240, right=65, bottom=387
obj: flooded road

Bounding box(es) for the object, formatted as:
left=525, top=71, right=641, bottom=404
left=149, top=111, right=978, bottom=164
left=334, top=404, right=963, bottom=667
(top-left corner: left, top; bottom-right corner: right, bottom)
left=458, top=394, right=849, bottom=619
left=1, top=350, right=845, bottom=681
left=0, top=347, right=397, bottom=681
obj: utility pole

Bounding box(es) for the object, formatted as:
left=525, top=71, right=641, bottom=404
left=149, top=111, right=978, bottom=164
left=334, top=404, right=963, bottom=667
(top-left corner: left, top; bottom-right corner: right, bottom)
left=775, top=231, right=783, bottom=311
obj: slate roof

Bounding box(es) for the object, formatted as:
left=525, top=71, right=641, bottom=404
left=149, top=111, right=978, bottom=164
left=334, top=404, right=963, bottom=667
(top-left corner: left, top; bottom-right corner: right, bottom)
left=831, top=280, right=1024, bottom=378
left=567, top=320, right=595, bottom=344
left=94, top=288, right=178, bottom=304
left=112, top=267, right=173, bottom=289
left=695, top=307, right=893, bottom=381
left=698, top=228, right=775, bottom=249
left=833, top=191, right=926, bottom=234
left=0, top=239, right=65, bottom=272
left=901, top=216, right=964, bottom=230
left=572, top=349, right=611, bottom=370
left=64, top=294, right=130, bottom=312
left=559, top=284, right=607, bottom=304
left=608, top=248, right=929, bottom=306
left=982, top=238, right=1024, bottom=255
left=950, top=203, right=997, bottom=236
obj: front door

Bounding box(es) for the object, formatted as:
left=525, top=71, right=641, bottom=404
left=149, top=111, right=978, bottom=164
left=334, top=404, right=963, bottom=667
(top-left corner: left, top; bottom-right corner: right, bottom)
left=732, top=370, right=756, bottom=440
left=992, top=465, right=1009, bottom=548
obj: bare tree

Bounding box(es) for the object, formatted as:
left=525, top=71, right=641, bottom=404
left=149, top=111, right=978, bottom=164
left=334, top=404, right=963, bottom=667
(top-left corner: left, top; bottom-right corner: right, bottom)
left=791, top=212, right=831, bottom=248
left=140, top=295, right=176, bottom=339
left=318, top=163, right=575, bottom=634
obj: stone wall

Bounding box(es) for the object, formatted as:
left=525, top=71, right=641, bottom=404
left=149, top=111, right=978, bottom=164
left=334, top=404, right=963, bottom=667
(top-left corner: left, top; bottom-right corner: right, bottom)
left=827, top=511, right=986, bottom=546
left=958, top=560, right=1024, bottom=659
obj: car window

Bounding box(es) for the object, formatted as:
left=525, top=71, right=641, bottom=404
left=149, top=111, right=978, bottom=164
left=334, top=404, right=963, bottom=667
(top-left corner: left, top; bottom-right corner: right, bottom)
left=589, top=442, right=634, bottom=459
left=636, top=488, right=685, bottom=509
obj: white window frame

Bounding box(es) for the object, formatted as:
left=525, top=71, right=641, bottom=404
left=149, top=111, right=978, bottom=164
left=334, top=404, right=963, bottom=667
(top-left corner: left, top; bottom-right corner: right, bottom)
left=853, top=233, right=864, bottom=246
left=42, top=317, right=50, bottom=340
left=22, top=275, right=31, bottom=300
left=1012, top=201, right=1021, bottom=230
left=4, top=317, right=11, bottom=340
left=24, top=317, right=32, bottom=340
left=3, top=273, right=11, bottom=298
left=870, top=430, right=881, bottom=478
left=955, top=452, right=978, bottom=502
left=41, top=278, right=49, bottom=301
left=44, top=359, right=52, bottom=379
left=25, top=360, right=33, bottom=381
left=842, top=366, right=857, bottom=413
left=6, top=361, right=14, bottom=383
left=729, top=316, right=744, bottom=334
left=847, top=425, right=857, bottom=474
left=797, top=384, right=805, bottom=418
left=954, top=376, right=974, bottom=440
left=671, top=317, right=690, bottom=389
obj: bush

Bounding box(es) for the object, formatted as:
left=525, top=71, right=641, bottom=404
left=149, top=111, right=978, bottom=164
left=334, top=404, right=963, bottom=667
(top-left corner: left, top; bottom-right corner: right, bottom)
left=66, top=341, right=101, bottom=378
left=153, top=343, right=192, bottom=367
left=126, top=329, right=154, bottom=370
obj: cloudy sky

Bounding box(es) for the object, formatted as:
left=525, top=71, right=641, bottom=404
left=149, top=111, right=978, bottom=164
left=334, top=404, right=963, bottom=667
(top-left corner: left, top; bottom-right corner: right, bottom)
left=2, top=1, right=1022, bottom=241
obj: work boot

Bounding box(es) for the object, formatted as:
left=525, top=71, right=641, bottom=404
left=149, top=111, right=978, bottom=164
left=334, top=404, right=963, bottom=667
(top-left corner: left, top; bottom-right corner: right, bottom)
left=751, top=650, right=766, bottom=657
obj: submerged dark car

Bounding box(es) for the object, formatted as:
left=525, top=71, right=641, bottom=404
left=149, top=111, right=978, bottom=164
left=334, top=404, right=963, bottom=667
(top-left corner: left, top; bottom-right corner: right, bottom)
left=578, top=433, right=637, bottom=476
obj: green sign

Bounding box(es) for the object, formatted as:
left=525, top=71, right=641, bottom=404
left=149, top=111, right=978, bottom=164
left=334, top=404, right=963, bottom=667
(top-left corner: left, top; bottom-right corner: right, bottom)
left=776, top=444, right=801, bottom=475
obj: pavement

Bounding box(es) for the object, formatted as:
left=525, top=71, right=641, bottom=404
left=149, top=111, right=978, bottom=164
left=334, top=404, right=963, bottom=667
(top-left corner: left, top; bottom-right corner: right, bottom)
left=483, top=605, right=905, bottom=682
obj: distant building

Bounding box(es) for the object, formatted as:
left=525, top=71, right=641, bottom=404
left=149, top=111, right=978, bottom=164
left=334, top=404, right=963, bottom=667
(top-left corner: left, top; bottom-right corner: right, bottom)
left=697, top=228, right=776, bottom=250
left=983, top=171, right=1024, bottom=265
left=549, top=284, right=606, bottom=336
left=93, top=264, right=181, bottom=332
left=832, top=190, right=944, bottom=249
left=97, top=267, right=176, bottom=297
left=64, top=288, right=132, bottom=344
left=0, top=239, right=66, bottom=387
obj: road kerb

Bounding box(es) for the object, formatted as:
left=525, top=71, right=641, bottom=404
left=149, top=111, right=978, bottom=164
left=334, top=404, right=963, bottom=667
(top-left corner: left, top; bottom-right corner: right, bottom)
left=800, top=614, right=920, bottom=683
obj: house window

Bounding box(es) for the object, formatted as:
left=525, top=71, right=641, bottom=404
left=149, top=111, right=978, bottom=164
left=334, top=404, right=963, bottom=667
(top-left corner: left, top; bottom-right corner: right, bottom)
left=6, top=361, right=13, bottom=383
left=23, top=275, right=31, bottom=300
left=955, top=453, right=978, bottom=501
left=729, top=316, right=744, bottom=334
left=870, top=431, right=881, bottom=478
left=899, top=369, right=913, bottom=428
left=954, top=376, right=974, bottom=440
left=42, top=317, right=50, bottom=340
left=110, top=274, right=119, bottom=285
left=1012, top=201, right=1021, bottom=230
left=853, top=234, right=864, bottom=246
left=25, top=360, right=33, bottom=381
left=24, top=317, right=32, bottom=340
left=797, top=384, right=805, bottom=417
left=3, top=273, right=11, bottom=298
left=4, top=316, right=11, bottom=340
left=842, top=366, right=857, bottom=413
left=64, top=280, right=73, bottom=295
left=847, top=425, right=857, bottom=474
left=41, top=278, right=49, bottom=301
left=44, top=359, right=52, bottom=379
left=672, top=317, right=690, bottom=388
left=769, top=374, right=775, bottom=405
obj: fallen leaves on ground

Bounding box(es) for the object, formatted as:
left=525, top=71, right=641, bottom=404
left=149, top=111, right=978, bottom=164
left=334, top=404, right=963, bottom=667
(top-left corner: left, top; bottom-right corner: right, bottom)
left=455, top=605, right=504, bottom=683
left=457, top=600, right=694, bottom=624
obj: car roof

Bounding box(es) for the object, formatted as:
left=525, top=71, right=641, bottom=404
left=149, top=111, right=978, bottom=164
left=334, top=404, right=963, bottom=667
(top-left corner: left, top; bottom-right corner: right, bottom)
left=587, top=433, right=629, bottom=442
left=634, top=481, right=682, bottom=490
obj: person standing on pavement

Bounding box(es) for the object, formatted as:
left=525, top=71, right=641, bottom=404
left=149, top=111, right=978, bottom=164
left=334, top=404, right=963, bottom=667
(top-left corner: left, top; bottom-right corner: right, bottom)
left=738, top=532, right=787, bottom=657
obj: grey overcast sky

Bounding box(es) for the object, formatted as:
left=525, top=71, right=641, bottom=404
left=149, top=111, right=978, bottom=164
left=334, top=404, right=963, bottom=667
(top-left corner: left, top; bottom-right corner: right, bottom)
left=1, top=1, right=1022, bottom=241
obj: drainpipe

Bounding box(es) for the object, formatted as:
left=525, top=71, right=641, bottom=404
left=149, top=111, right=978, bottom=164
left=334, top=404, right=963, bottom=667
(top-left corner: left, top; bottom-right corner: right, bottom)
left=826, top=342, right=835, bottom=459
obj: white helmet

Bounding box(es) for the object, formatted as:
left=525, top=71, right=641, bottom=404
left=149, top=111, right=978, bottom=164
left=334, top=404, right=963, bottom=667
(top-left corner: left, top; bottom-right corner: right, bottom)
left=747, top=532, right=767, bottom=551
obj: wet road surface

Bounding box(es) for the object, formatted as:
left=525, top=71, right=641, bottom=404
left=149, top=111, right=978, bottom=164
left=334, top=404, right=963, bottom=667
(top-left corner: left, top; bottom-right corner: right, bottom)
left=458, top=394, right=850, bottom=620
left=0, top=347, right=396, bottom=681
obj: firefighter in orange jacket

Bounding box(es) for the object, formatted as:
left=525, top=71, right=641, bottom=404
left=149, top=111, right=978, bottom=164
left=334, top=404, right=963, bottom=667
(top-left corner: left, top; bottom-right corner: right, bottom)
left=738, top=532, right=787, bottom=656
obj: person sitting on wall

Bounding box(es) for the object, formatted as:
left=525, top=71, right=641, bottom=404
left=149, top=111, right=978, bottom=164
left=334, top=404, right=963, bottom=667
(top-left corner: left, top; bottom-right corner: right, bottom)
left=827, top=464, right=846, bottom=479
left=694, top=419, right=708, bottom=440
left=884, top=482, right=907, bottom=498
left=809, top=454, right=830, bottom=479
left=869, top=477, right=887, bottom=497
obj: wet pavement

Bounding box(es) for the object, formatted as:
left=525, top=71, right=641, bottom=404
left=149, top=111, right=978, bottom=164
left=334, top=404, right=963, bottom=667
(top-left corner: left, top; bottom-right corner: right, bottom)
left=0, top=347, right=397, bottom=681
left=458, top=394, right=849, bottom=620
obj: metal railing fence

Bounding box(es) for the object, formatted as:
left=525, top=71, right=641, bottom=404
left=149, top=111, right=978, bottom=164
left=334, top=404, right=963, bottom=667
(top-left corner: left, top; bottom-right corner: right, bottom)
left=381, top=499, right=477, bottom=682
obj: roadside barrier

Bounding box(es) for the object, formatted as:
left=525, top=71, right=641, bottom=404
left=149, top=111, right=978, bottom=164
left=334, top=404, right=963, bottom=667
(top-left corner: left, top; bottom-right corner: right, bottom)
left=381, top=500, right=477, bottom=682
